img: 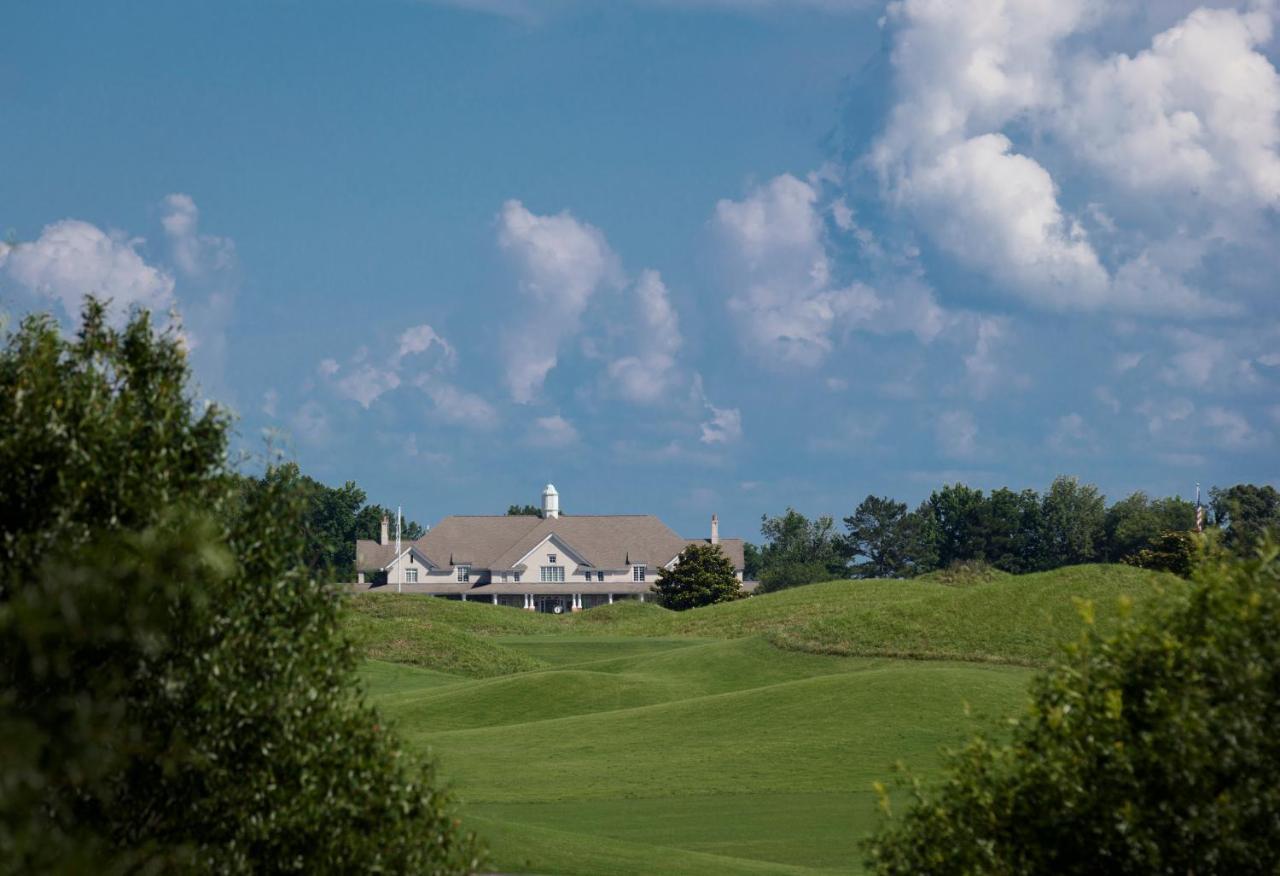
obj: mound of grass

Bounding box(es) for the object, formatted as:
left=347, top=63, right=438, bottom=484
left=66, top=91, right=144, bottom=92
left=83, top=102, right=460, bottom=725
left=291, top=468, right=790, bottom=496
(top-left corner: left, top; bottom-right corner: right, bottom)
left=915, top=560, right=1012, bottom=587
left=343, top=610, right=545, bottom=677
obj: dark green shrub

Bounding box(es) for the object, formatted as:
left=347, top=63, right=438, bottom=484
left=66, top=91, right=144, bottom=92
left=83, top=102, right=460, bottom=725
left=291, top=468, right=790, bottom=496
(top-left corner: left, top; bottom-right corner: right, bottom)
left=865, top=543, right=1280, bottom=875
left=654, top=543, right=743, bottom=610
left=1122, top=530, right=1197, bottom=578
left=0, top=301, right=480, bottom=873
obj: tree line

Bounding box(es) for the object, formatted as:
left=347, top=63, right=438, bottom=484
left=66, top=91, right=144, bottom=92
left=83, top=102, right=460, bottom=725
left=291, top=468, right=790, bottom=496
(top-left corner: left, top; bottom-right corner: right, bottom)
left=746, top=476, right=1280, bottom=589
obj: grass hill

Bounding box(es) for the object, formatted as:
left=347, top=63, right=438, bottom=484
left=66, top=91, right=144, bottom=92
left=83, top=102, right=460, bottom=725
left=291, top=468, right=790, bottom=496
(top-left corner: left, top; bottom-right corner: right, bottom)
left=345, top=564, right=1185, bottom=874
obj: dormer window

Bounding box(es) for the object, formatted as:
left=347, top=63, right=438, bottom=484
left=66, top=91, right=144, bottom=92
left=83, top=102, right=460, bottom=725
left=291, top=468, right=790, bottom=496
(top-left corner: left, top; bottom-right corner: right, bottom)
left=405, top=568, right=418, bottom=583
left=548, top=553, right=557, bottom=564
left=633, top=564, right=647, bottom=582
left=457, top=564, right=471, bottom=583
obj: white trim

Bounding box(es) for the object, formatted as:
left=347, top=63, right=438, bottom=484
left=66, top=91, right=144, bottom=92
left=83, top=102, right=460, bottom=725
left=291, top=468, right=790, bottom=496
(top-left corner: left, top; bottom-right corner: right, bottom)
left=510, top=532, right=592, bottom=572
left=380, top=546, right=437, bottom=572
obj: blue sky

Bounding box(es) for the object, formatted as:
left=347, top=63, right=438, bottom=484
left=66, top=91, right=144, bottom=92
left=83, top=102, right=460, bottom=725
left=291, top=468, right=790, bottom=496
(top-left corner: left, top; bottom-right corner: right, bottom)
left=2, top=0, right=1278, bottom=540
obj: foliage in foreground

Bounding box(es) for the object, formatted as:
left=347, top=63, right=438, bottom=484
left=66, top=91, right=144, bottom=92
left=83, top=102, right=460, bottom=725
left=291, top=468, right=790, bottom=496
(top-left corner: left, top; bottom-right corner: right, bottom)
left=653, top=543, right=744, bottom=610
left=0, top=302, right=479, bottom=874
left=865, top=543, right=1280, bottom=875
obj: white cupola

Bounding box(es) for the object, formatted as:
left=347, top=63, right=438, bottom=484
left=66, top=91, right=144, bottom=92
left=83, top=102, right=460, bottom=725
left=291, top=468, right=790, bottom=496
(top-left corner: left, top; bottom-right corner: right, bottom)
left=541, top=483, right=560, bottom=519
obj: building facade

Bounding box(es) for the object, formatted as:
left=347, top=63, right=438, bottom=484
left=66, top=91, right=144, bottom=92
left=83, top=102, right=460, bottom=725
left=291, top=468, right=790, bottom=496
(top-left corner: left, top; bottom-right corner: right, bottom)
left=354, top=484, right=745, bottom=612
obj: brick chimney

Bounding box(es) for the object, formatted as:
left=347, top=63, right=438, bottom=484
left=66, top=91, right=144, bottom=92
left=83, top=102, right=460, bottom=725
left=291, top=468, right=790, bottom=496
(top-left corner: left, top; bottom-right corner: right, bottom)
left=380, top=513, right=389, bottom=545
left=711, top=513, right=720, bottom=545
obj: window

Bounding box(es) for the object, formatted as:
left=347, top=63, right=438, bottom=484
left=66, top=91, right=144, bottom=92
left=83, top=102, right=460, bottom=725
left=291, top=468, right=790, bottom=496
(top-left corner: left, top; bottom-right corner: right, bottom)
left=457, top=564, right=471, bottom=583
left=513, top=572, right=522, bottom=583
left=633, top=564, right=647, bottom=582
left=540, top=565, right=565, bottom=583
left=500, top=573, right=508, bottom=582
left=548, top=553, right=557, bottom=564
left=405, top=568, right=418, bottom=583
left=597, top=571, right=605, bottom=582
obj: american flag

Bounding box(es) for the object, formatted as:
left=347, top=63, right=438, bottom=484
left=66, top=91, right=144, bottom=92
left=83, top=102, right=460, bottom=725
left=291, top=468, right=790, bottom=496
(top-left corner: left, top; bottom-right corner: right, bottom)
left=1195, top=483, right=1204, bottom=533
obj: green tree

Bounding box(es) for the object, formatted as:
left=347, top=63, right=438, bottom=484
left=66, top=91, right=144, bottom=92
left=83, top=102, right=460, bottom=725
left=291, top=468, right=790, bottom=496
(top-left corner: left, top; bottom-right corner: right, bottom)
left=1105, top=491, right=1196, bottom=562
left=743, top=541, right=762, bottom=580
left=0, top=301, right=479, bottom=873
left=866, top=541, right=1280, bottom=874
left=923, top=484, right=990, bottom=568
left=1211, top=483, right=1280, bottom=553
left=506, top=504, right=543, bottom=517
left=844, top=496, right=932, bottom=578
left=980, top=487, right=1043, bottom=573
left=653, top=543, right=743, bottom=610
left=355, top=503, right=426, bottom=542
left=758, top=508, right=848, bottom=591
left=1039, top=475, right=1106, bottom=567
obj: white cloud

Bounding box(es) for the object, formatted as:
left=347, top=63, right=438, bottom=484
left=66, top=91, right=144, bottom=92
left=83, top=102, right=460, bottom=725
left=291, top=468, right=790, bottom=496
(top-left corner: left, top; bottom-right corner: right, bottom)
left=529, top=414, right=579, bottom=448
left=397, top=323, right=457, bottom=367
left=1094, top=385, right=1121, bottom=414
left=870, top=0, right=1268, bottom=314
left=415, top=373, right=499, bottom=428
left=1137, top=397, right=1195, bottom=436
left=700, top=404, right=743, bottom=445
left=714, top=173, right=946, bottom=365
left=1048, top=412, right=1098, bottom=455
left=936, top=409, right=978, bottom=459
left=262, top=388, right=279, bottom=418
left=4, top=219, right=175, bottom=321
left=1205, top=406, right=1264, bottom=450
left=335, top=363, right=401, bottom=409
left=497, top=199, right=620, bottom=402
left=691, top=374, right=743, bottom=444
left=963, top=315, right=1007, bottom=398
left=318, top=358, right=341, bottom=377
left=605, top=270, right=683, bottom=404
left=1114, top=352, right=1144, bottom=373
left=1059, top=6, right=1280, bottom=207
left=161, top=193, right=235, bottom=277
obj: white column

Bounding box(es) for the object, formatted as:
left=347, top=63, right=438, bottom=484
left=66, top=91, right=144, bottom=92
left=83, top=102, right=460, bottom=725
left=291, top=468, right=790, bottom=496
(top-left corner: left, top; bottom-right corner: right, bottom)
left=639, top=593, right=645, bottom=603
left=608, top=593, right=614, bottom=604
left=461, top=593, right=467, bottom=602
left=492, top=594, right=498, bottom=605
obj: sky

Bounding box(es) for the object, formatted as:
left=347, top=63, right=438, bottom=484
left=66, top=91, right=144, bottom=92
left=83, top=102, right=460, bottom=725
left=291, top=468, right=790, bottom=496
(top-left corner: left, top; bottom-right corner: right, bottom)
left=2, top=0, right=1278, bottom=540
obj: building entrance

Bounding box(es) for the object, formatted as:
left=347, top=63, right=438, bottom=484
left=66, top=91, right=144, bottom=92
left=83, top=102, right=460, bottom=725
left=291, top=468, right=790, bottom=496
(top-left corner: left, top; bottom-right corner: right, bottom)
left=532, top=594, right=572, bottom=614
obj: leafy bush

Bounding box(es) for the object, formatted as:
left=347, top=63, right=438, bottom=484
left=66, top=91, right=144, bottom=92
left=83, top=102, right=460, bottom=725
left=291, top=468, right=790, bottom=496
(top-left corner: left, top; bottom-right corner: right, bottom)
left=865, top=543, right=1280, bottom=875
left=654, top=544, right=744, bottom=610
left=0, top=302, right=480, bottom=873
left=1121, top=530, right=1197, bottom=577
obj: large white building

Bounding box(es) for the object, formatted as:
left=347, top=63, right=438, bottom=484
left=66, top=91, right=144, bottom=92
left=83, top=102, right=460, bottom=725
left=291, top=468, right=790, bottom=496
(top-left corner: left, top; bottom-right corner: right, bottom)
left=354, top=484, right=745, bottom=612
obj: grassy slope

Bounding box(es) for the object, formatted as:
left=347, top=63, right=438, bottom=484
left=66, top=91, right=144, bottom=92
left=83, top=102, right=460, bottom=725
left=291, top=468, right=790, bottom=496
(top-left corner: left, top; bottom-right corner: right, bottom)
left=347, top=565, right=1183, bottom=874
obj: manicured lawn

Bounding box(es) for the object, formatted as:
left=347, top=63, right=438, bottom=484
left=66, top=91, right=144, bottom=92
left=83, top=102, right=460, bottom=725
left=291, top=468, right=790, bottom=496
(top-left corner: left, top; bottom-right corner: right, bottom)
left=348, top=565, right=1183, bottom=874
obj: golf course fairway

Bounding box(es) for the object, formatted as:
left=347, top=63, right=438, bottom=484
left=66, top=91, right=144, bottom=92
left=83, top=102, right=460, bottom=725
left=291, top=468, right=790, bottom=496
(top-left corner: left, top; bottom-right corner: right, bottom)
left=350, top=565, right=1182, bottom=874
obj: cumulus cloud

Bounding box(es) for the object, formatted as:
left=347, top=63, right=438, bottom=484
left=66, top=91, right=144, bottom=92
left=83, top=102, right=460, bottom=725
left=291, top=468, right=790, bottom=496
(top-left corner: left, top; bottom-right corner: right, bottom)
left=1059, top=6, right=1280, bottom=206
left=414, top=373, right=499, bottom=428
left=3, top=219, right=175, bottom=320
left=497, top=199, right=620, bottom=402
left=161, top=193, right=235, bottom=277
left=963, top=315, right=1009, bottom=398
left=397, top=323, right=457, bottom=368
left=334, top=362, right=401, bottom=409
left=714, top=173, right=946, bottom=366
left=605, top=270, right=684, bottom=404
left=870, top=0, right=1273, bottom=314
left=936, top=409, right=979, bottom=459
left=691, top=374, right=743, bottom=444
left=1205, top=406, right=1265, bottom=450
left=529, top=414, right=579, bottom=448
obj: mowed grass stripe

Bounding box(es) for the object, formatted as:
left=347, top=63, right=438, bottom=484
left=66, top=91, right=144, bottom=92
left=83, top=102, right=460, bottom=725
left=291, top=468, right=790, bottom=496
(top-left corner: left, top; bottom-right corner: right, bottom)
left=408, top=662, right=1032, bottom=803
left=470, top=791, right=881, bottom=872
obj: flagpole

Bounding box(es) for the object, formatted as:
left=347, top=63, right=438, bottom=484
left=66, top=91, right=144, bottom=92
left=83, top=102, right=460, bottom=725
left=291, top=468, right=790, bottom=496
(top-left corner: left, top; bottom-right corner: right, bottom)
left=396, top=505, right=402, bottom=594
left=1194, top=483, right=1203, bottom=533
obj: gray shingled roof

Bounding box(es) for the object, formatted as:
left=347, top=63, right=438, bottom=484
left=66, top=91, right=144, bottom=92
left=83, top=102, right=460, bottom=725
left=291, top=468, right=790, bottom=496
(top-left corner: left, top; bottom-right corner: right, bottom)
left=356, top=515, right=745, bottom=574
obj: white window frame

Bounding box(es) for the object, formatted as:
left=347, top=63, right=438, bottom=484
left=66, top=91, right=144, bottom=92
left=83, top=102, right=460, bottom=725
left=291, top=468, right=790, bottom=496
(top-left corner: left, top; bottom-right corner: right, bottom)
left=513, top=572, right=522, bottom=583
left=548, top=553, right=557, bottom=564
left=405, top=568, right=418, bottom=583
left=633, top=564, right=647, bottom=582
left=540, top=565, right=565, bottom=583
left=457, top=564, right=471, bottom=583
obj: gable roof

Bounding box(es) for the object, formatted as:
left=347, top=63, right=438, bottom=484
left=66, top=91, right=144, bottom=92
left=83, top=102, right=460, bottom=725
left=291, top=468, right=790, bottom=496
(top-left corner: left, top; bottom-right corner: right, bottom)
left=356, top=515, right=745, bottom=573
